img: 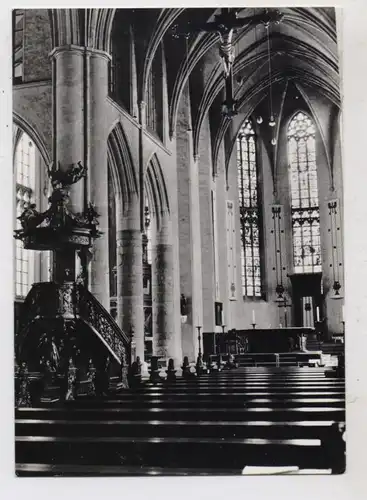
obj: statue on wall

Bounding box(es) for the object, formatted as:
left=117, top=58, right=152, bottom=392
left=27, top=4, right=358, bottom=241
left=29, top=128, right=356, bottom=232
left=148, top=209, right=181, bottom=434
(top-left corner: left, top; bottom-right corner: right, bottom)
left=17, top=203, right=46, bottom=231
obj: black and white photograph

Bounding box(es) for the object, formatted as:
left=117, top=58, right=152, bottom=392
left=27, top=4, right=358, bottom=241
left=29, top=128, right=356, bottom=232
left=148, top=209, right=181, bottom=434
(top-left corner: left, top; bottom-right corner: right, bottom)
left=11, top=6, right=347, bottom=477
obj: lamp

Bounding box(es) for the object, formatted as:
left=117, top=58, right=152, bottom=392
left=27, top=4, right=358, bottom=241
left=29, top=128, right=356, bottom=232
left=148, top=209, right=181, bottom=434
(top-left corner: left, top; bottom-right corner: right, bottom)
left=180, top=294, right=188, bottom=316
left=265, top=21, right=277, bottom=140
left=269, top=116, right=276, bottom=127
left=196, top=326, right=202, bottom=359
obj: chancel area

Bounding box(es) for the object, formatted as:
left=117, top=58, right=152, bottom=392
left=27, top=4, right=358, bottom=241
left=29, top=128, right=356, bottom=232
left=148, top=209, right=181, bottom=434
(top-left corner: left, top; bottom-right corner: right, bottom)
left=13, top=7, right=345, bottom=476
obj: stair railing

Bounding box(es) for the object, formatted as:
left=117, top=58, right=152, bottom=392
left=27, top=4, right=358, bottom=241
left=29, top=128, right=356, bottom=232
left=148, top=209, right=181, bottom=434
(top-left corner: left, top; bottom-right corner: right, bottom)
left=15, top=282, right=130, bottom=366
left=77, top=284, right=130, bottom=364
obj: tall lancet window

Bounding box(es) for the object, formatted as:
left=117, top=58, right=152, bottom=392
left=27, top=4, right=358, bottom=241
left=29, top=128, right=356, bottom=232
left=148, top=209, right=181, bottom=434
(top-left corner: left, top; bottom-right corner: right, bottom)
left=237, top=119, right=262, bottom=297
left=287, top=111, right=321, bottom=274
left=14, top=133, right=36, bottom=298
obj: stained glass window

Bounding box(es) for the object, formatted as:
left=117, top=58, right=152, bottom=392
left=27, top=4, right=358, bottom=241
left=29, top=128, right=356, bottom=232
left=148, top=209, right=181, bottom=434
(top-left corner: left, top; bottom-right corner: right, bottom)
left=237, top=119, right=262, bottom=297
left=287, top=112, right=321, bottom=274
left=15, top=133, right=36, bottom=297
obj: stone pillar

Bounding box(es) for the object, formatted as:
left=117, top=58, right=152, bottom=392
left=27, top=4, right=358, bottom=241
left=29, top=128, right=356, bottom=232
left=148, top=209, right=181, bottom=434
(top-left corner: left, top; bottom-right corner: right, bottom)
left=152, top=212, right=179, bottom=365
left=53, top=46, right=84, bottom=213
left=88, top=50, right=110, bottom=310
left=116, top=195, right=145, bottom=362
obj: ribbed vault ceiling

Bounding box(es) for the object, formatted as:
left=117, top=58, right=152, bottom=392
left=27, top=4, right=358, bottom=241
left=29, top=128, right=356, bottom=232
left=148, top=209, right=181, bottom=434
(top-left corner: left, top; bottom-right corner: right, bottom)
left=50, top=7, right=340, bottom=162
left=112, top=7, right=337, bottom=161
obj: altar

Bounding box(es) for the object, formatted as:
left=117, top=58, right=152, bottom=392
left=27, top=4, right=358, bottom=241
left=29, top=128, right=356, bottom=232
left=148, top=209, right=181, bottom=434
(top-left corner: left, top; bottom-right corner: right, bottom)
left=205, top=327, right=315, bottom=355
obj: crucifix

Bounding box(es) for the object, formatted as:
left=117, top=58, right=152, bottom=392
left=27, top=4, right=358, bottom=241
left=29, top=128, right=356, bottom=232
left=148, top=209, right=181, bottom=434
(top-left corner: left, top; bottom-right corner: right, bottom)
left=172, top=8, right=284, bottom=117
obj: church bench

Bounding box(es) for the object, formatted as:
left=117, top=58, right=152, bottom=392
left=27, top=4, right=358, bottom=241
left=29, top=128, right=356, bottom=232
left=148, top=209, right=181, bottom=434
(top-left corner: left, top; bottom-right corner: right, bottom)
left=16, top=434, right=343, bottom=472
left=52, top=392, right=345, bottom=402
left=104, top=390, right=345, bottom=399
left=15, top=463, right=246, bottom=476
left=17, top=397, right=344, bottom=410
left=16, top=463, right=338, bottom=477
left=15, top=365, right=345, bottom=475
left=16, top=418, right=345, bottom=441
left=16, top=383, right=345, bottom=406
left=147, top=383, right=345, bottom=392
left=15, top=406, right=345, bottom=422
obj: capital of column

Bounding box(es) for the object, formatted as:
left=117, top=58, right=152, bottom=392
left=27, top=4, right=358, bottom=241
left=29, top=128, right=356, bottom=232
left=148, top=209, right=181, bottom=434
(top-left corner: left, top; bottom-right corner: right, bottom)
left=156, top=211, right=172, bottom=246
left=49, top=44, right=112, bottom=61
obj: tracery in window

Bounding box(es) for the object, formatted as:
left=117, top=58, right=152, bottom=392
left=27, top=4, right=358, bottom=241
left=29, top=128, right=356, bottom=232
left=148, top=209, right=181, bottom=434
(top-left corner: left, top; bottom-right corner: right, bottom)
left=287, top=112, right=321, bottom=274
left=15, top=133, right=35, bottom=297
left=237, top=119, right=262, bottom=297
left=145, top=45, right=163, bottom=140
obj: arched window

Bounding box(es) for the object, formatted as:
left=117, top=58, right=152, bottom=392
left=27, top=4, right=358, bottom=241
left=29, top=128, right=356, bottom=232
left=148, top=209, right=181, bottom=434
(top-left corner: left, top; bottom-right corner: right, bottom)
left=14, top=132, right=36, bottom=297
left=287, top=111, right=321, bottom=274
left=14, top=130, right=51, bottom=299
left=146, top=44, right=163, bottom=140
left=237, top=119, right=262, bottom=297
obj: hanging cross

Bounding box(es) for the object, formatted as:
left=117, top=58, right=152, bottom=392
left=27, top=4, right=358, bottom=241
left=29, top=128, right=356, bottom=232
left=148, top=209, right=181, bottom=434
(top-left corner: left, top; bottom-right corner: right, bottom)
left=172, top=8, right=284, bottom=117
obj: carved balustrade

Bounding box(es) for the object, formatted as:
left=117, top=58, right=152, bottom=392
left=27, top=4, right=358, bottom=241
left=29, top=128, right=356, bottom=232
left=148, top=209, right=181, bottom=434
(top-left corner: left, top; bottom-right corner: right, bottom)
left=16, top=282, right=130, bottom=367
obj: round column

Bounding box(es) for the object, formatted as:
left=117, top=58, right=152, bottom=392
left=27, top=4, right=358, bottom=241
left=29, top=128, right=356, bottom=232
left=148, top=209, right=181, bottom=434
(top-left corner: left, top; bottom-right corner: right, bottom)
left=152, top=212, right=180, bottom=365
left=88, top=50, right=110, bottom=310
left=53, top=46, right=84, bottom=214
left=116, top=195, right=145, bottom=362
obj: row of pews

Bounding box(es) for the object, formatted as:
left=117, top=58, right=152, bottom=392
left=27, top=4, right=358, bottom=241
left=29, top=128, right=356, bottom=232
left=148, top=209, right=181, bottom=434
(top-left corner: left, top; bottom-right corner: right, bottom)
left=15, top=365, right=345, bottom=476
left=227, top=352, right=323, bottom=368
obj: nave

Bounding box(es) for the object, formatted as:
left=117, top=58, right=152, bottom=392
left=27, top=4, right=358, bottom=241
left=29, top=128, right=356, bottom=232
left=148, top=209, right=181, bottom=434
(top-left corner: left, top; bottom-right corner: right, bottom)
left=12, top=7, right=345, bottom=477
left=15, top=366, right=345, bottom=476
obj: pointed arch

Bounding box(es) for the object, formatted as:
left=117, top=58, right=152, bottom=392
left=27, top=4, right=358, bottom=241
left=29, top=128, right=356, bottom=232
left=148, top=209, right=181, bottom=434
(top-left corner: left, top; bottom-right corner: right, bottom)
left=13, top=112, right=51, bottom=167
left=141, top=9, right=184, bottom=103
left=295, top=83, right=333, bottom=187
left=49, top=8, right=115, bottom=52
left=107, top=122, right=138, bottom=217
left=48, top=9, right=82, bottom=48
left=144, top=153, right=170, bottom=231
left=87, top=9, right=116, bottom=52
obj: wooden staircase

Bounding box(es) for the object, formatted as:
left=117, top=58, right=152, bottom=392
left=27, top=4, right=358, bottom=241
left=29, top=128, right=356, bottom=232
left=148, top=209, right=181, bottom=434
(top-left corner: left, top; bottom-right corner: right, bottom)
left=15, top=366, right=345, bottom=476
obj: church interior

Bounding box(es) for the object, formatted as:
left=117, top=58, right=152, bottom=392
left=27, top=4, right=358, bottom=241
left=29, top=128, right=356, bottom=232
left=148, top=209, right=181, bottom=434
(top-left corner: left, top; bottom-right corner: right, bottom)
left=13, top=7, right=345, bottom=476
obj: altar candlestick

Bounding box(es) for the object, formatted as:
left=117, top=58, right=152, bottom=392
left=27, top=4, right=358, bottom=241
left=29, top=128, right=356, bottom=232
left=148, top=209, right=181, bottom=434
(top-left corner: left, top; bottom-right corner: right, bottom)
left=252, top=310, right=256, bottom=324
left=316, top=307, right=320, bottom=322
